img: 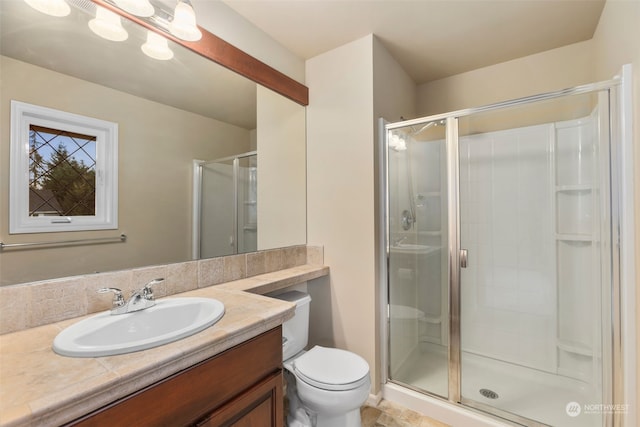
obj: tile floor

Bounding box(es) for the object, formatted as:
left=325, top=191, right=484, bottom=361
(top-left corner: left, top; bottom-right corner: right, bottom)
left=284, top=381, right=449, bottom=426
left=361, top=400, right=450, bottom=427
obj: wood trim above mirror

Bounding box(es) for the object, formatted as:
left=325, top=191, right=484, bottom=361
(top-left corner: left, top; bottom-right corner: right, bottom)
left=92, top=0, right=309, bottom=106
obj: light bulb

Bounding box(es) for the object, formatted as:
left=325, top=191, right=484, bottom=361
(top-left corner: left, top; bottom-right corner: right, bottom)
left=24, top=0, right=70, bottom=17
left=141, top=31, right=174, bottom=60
left=89, top=7, right=128, bottom=42
left=113, top=0, right=154, bottom=17
left=169, top=0, right=202, bottom=42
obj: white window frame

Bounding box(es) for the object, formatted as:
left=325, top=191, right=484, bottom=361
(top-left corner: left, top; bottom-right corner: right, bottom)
left=9, top=100, right=118, bottom=233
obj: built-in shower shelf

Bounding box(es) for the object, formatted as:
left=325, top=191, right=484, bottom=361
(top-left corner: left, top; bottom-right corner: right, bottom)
left=243, top=224, right=257, bottom=232
left=557, top=340, right=593, bottom=357
left=243, top=201, right=257, bottom=205
left=556, top=234, right=593, bottom=242
left=555, top=184, right=593, bottom=192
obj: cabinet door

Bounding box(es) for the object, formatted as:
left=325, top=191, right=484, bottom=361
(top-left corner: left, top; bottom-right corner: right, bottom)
left=197, top=371, right=283, bottom=427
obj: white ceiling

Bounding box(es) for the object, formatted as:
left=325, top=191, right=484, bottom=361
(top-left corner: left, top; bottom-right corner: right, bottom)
left=222, top=0, right=606, bottom=84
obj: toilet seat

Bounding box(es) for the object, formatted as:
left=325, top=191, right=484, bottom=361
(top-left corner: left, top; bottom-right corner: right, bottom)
left=292, top=346, right=370, bottom=391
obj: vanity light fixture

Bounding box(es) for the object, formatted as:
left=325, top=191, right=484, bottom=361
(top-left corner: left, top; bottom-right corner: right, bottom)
left=89, top=6, right=129, bottom=41
left=24, top=0, right=71, bottom=17
left=141, top=30, right=174, bottom=60
left=168, top=0, right=202, bottom=42
left=112, top=0, right=154, bottom=17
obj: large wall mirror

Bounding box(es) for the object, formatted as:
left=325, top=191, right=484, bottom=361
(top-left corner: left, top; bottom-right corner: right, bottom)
left=0, top=0, right=307, bottom=285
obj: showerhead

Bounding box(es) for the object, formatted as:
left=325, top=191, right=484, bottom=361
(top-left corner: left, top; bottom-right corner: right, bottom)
left=410, top=119, right=446, bottom=135
left=389, top=119, right=445, bottom=151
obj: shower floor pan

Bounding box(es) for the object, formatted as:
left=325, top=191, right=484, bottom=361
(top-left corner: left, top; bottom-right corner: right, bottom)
left=393, top=345, right=601, bottom=427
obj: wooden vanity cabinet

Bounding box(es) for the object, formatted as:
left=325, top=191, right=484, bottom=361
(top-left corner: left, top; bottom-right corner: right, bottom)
left=67, top=327, right=283, bottom=427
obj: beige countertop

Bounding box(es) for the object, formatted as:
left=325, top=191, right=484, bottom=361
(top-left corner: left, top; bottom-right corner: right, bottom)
left=0, top=265, right=328, bottom=427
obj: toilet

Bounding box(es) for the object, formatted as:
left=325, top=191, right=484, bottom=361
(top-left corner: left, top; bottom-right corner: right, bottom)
left=270, top=290, right=371, bottom=427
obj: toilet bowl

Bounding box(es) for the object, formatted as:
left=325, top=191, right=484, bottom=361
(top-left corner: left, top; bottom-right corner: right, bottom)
left=270, top=291, right=370, bottom=427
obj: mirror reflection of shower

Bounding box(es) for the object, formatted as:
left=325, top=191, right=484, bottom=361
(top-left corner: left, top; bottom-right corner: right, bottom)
left=193, top=152, right=257, bottom=259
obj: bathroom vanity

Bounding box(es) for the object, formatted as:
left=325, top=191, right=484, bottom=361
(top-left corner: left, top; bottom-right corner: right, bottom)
left=0, top=265, right=332, bottom=427
left=68, top=327, right=283, bottom=426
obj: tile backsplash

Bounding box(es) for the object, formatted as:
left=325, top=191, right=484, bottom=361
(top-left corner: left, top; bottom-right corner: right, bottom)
left=0, top=245, right=323, bottom=335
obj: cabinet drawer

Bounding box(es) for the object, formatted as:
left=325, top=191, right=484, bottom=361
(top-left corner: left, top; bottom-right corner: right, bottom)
left=68, top=327, right=282, bottom=427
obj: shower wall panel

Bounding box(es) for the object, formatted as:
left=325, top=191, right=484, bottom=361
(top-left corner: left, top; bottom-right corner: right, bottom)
left=459, top=124, right=556, bottom=372
left=554, top=115, right=600, bottom=383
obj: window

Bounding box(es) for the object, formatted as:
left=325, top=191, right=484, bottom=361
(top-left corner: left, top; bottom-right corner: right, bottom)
left=10, top=101, right=118, bottom=233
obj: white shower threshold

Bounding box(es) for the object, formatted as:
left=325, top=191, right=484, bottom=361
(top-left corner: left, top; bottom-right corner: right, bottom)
left=385, top=346, right=602, bottom=427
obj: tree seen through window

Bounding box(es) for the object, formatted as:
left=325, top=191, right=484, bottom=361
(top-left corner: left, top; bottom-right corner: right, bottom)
left=29, top=125, right=97, bottom=217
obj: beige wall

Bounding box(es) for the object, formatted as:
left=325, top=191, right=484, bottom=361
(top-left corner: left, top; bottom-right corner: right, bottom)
left=0, top=56, right=251, bottom=285
left=305, top=34, right=418, bottom=395
left=373, top=38, right=418, bottom=123
left=591, top=0, right=640, bottom=421
left=257, top=85, right=307, bottom=250
left=417, top=40, right=594, bottom=116
left=306, top=34, right=378, bottom=388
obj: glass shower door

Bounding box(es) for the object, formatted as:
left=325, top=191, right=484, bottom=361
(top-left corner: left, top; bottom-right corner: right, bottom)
left=385, top=79, right=623, bottom=427
left=457, top=91, right=611, bottom=427
left=198, top=152, right=258, bottom=258
left=200, top=159, right=235, bottom=258
left=387, top=120, right=449, bottom=398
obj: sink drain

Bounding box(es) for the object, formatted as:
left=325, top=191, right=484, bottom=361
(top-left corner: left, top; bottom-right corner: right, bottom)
left=479, top=388, right=499, bottom=399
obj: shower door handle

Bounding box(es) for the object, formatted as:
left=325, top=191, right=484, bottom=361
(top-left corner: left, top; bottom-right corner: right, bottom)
left=460, top=249, right=468, bottom=268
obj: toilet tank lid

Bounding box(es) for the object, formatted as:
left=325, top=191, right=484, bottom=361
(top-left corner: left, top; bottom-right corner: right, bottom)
left=268, top=290, right=311, bottom=307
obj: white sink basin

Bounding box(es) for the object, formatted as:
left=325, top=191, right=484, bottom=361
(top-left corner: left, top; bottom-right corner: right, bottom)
left=53, top=297, right=225, bottom=357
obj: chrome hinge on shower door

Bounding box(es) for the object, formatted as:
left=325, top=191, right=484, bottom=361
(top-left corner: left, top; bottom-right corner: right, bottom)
left=460, top=249, right=468, bottom=268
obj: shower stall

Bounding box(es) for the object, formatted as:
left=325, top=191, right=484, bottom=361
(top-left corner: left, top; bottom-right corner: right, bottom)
left=381, top=70, right=634, bottom=427
left=193, top=151, right=257, bottom=259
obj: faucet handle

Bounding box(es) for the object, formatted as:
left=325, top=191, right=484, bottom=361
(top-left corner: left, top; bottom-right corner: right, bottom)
left=141, top=278, right=164, bottom=300
left=98, top=287, right=125, bottom=308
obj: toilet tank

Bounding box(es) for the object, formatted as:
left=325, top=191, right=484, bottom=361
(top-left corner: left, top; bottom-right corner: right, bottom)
left=269, top=290, right=311, bottom=361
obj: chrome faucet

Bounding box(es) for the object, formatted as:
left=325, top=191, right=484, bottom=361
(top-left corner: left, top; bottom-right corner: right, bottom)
left=98, top=278, right=164, bottom=315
